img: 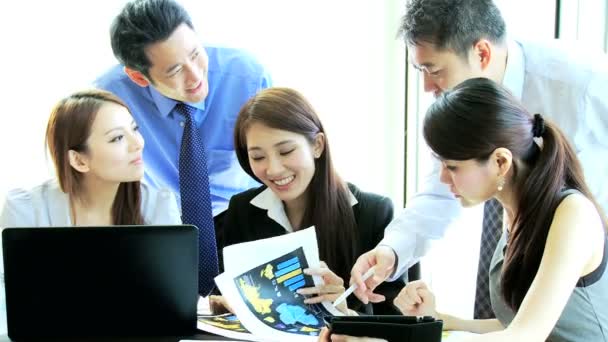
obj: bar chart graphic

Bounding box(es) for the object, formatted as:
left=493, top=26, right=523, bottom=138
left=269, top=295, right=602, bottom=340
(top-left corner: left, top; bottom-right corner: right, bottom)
left=275, top=256, right=306, bottom=291
left=234, top=247, right=327, bottom=336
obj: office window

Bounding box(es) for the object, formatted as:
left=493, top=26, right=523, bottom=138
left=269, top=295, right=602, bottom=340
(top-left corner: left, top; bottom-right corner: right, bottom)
left=559, top=0, right=608, bottom=52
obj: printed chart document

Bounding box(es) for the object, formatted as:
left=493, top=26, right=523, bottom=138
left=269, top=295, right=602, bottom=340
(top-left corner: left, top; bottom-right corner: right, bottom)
left=200, top=227, right=343, bottom=342
left=197, top=313, right=265, bottom=341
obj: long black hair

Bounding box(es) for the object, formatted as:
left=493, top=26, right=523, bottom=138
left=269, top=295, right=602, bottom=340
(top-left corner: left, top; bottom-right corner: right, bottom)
left=423, top=77, right=605, bottom=310
left=234, top=87, right=359, bottom=284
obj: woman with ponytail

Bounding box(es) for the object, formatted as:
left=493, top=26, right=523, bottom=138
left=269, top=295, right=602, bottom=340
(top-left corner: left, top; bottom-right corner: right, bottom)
left=387, top=78, right=608, bottom=342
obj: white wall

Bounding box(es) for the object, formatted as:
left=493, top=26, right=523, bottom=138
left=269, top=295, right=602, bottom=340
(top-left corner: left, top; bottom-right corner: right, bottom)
left=0, top=1, right=405, bottom=211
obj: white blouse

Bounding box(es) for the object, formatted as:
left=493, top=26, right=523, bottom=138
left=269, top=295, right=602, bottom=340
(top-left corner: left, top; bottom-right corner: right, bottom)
left=0, top=179, right=182, bottom=334
left=0, top=179, right=181, bottom=227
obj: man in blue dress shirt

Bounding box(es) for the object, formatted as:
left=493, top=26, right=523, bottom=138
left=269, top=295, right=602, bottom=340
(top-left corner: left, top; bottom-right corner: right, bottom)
left=95, top=0, right=271, bottom=295
left=95, top=0, right=271, bottom=219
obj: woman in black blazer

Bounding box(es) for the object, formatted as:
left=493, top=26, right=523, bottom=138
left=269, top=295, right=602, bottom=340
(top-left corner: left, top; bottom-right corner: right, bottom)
left=216, top=87, right=404, bottom=314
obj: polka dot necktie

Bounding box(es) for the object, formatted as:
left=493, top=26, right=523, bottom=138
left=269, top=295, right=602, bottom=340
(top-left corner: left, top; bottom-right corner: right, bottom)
left=176, top=103, right=218, bottom=296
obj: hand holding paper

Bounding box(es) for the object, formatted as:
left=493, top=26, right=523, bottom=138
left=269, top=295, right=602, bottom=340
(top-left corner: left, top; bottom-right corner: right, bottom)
left=213, top=227, right=343, bottom=342
left=209, top=295, right=234, bottom=315
left=295, top=261, right=348, bottom=314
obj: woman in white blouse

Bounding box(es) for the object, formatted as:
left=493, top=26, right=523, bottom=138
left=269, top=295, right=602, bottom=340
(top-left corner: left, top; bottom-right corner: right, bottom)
left=0, top=89, right=181, bottom=333
left=0, top=89, right=181, bottom=228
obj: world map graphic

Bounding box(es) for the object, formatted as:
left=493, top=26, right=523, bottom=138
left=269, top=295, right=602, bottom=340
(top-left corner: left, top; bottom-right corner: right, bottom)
left=234, top=247, right=333, bottom=336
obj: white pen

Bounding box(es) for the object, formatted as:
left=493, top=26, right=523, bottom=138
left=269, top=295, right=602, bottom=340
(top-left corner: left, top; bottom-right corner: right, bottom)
left=332, top=267, right=376, bottom=308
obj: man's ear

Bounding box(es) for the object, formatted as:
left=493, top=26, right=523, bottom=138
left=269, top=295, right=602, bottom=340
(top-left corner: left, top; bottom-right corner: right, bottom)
left=68, top=150, right=90, bottom=173
left=313, top=133, right=326, bottom=159
left=471, top=39, right=493, bottom=72
left=124, top=66, right=151, bottom=87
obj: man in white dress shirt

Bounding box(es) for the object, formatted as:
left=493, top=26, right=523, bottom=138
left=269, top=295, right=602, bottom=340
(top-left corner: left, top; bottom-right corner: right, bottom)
left=351, top=0, right=608, bottom=304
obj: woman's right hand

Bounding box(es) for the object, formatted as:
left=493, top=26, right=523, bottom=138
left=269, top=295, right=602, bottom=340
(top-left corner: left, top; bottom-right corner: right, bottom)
left=296, top=261, right=349, bottom=314
left=393, top=280, right=438, bottom=317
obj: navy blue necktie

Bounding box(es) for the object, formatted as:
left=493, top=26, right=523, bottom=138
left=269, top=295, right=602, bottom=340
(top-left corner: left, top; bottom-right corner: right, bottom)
left=176, top=103, right=218, bottom=296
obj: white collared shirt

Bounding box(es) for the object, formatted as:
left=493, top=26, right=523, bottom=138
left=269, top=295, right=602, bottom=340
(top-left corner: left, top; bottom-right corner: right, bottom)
left=249, top=187, right=359, bottom=232
left=505, top=39, right=608, bottom=210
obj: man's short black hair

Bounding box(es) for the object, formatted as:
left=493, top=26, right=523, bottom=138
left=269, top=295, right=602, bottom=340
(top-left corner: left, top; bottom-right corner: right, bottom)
left=400, top=0, right=506, bottom=57
left=110, top=0, right=194, bottom=79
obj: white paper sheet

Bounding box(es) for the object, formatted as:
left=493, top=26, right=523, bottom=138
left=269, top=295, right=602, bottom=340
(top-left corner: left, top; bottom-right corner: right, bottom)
left=442, top=330, right=479, bottom=341
left=197, top=313, right=271, bottom=342
left=214, top=227, right=343, bottom=342
left=197, top=295, right=212, bottom=315
left=222, top=226, right=319, bottom=271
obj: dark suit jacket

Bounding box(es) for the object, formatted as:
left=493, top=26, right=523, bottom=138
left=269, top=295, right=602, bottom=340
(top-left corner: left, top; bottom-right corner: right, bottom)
left=216, top=183, right=405, bottom=314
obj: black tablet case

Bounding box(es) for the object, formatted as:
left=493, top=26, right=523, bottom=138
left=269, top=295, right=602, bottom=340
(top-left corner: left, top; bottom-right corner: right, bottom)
left=329, top=315, right=443, bottom=342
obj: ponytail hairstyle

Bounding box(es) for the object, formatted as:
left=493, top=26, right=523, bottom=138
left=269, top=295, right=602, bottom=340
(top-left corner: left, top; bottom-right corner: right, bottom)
left=423, top=77, right=606, bottom=311
left=46, top=89, right=144, bottom=225
left=234, top=87, right=359, bottom=283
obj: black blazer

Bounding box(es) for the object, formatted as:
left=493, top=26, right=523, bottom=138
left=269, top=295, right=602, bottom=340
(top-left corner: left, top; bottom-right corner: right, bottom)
left=216, top=183, right=405, bottom=314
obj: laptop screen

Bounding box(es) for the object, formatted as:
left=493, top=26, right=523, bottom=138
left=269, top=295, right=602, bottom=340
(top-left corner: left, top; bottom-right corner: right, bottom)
left=2, top=225, right=198, bottom=339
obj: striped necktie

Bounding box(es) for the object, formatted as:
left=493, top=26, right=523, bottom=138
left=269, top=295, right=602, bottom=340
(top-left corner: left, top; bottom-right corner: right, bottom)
left=473, top=198, right=503, bottom=319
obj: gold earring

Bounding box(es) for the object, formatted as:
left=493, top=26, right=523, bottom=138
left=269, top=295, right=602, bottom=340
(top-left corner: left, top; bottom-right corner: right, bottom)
left=497, top=177, right=505, bottom=192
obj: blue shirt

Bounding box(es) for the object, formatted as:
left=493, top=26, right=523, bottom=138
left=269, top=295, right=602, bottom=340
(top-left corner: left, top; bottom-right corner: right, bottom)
left=95, top=47, right=271, bottom=216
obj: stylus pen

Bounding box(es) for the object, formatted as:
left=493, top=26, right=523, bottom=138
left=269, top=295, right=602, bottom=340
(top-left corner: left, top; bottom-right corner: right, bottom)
left=332, top=268, right=375, bottom=308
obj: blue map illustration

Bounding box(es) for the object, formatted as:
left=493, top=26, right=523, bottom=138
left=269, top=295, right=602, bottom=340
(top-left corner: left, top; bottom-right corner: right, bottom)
left=276, top=303, right=318, bottom=325
left=234, top=247, right=332, bottom=336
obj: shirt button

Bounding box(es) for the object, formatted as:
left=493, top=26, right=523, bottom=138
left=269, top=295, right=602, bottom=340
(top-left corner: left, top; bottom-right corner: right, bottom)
left=180, top=121, right=185, bottom=127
